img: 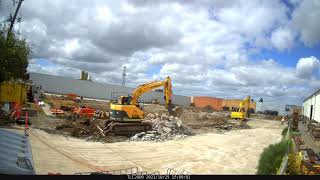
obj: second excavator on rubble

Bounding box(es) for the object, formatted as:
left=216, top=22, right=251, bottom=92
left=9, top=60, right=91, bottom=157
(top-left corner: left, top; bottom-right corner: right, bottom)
left=98, top=76, right=174, bottom=135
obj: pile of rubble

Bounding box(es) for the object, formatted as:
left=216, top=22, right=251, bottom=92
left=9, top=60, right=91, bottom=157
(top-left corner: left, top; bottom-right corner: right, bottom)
left=130, top=113, right=193, bottom=142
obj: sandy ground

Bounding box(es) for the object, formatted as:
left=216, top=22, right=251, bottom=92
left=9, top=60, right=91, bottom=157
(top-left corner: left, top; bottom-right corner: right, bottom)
left=28, top=118, right=284, bottom=175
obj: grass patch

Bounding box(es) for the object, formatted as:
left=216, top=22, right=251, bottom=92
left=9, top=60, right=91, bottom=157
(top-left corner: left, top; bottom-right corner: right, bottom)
left=282, top=127, right=288, bottom=136
left=257, top=125, right=301, bottom=175
left=257, top=139, right=292, bottom=175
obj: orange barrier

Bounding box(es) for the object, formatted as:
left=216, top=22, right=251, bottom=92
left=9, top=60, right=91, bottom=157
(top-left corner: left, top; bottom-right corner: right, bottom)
left=73, top=107, right=95, bottom=117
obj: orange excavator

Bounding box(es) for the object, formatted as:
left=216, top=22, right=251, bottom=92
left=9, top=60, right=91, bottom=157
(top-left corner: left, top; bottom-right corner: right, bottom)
left=110, top=76, right=173, bottom=119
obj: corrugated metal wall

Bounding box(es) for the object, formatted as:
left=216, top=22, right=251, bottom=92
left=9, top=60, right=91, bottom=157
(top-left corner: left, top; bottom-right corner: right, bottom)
left=303, top=90, right=320, bottom=123
left=304, top=96, right=310, bottom=120
left=29, top=73, right=191, bottom=106
left=0, top=128, right=35, bottom=175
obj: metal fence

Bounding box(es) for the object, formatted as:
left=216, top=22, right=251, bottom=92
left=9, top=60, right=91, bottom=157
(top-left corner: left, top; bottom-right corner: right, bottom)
left=277, top=122, right=292, bottom=175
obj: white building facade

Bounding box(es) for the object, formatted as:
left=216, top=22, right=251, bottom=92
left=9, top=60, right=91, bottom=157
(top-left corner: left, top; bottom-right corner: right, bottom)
left=303, top=89, right=320, bottom=123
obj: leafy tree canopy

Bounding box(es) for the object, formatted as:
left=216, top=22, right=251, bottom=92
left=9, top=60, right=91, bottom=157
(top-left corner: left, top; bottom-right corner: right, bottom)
left=0, top=28, right=31, bottom=83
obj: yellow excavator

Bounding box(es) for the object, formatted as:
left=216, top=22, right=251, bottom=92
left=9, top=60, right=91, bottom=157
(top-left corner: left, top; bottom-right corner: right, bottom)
left=231, top=96, right=251, bottom=122
left=102, top=76, right=174, bottom=135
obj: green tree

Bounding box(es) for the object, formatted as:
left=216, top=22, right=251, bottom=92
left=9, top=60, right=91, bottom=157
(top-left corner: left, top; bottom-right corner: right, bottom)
left=0, top=28, right=31, bottom=83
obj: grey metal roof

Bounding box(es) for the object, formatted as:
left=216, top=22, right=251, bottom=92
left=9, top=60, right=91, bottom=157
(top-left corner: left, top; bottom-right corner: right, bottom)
left=29, top=72, right=191, bottom=106
left=0, top=128, right=35, bottom=175
left=303, top=88, right=320, bottom=102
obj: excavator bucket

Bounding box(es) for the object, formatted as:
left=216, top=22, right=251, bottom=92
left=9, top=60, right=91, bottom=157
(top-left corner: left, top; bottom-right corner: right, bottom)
left=168, top=105, right=183, bottom=117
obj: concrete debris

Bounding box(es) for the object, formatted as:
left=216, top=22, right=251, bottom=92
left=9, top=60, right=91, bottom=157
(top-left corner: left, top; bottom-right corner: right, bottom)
left=130, top=113, right=193, bottom=142
left=176, top=120, right=182, bottom=127
left=218, top=125, right=233, bottom=130
left=163, top=127, right=171, bottom=133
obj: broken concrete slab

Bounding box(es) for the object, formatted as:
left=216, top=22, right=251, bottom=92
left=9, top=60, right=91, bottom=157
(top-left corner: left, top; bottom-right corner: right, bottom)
left=130, top=113, right=193, bottom=142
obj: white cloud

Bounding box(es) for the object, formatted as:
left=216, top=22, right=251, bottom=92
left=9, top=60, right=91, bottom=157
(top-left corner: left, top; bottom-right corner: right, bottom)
left=27, top=60, right=80, bottom=78
left=271, top=27, right=295, bottom=51
left=95, top=6, right=114, bottom=22
left=63, top=39, right=80, bottom=56
left=9, top=0, right=319, bottom=111
left=151, top=58, right=307, bottom=101
left=296, top=56, right=320, bottom=79
left=291, top=0, right=320, bottom=47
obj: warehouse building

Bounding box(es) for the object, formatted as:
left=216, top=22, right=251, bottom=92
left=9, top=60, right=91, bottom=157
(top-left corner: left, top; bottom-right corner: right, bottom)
left=303, top=89, right=320, bottom=123
left=29, top=73, right=191, bottom=107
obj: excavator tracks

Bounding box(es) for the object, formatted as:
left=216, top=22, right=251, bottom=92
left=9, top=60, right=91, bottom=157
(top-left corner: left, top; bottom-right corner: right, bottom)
left=104, top=120, right=152, bottom=136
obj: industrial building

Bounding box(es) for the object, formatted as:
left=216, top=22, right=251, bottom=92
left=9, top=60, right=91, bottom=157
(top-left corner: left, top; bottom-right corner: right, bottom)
left=29, top=73, right=191, bottom=107
left=191, top=96, right=256, bottom=112
left=303, top=89, right=320, bottom=123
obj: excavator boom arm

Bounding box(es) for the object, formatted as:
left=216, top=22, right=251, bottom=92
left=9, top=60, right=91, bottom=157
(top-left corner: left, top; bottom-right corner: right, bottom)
left=130, top=77, right=172, bottom=107
left=238, top=96, right=251, bottom=112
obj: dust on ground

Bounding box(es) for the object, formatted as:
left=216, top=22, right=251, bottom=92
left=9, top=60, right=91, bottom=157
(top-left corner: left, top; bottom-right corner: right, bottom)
left=29, top=118, right=285, bottom=174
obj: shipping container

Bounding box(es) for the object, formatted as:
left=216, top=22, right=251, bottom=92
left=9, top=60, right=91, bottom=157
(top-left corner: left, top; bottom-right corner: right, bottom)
left=0, top=82, right=27, bottom=106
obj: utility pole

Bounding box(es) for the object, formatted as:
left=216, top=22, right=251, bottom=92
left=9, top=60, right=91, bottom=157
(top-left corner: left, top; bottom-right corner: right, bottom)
left=7, top=0, right=23, bottom=37
left=122, top=66, right=126, bottom=87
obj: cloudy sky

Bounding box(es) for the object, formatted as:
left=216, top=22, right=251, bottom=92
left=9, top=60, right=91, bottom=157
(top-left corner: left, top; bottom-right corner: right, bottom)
left=1, top=0, right=320, bottom=108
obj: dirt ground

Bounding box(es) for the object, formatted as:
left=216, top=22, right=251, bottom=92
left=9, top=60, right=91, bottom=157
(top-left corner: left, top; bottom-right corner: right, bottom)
left=2, top=95, right=286, bottom=174
left=28, top=118, right=284, bottom=174
left=144, top=104, right=234, bottom=134
left=30, top=97, right=281, bottom=144
left=30, top=102, right=241, bottom=143
left=78, top=99, right=110, bottom=111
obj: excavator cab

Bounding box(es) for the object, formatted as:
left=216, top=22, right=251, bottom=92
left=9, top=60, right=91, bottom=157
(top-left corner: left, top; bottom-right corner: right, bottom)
left=106, top=77, right=173, bottom=135
left=117, top=96, right=143, bottom=111
left=117, top=96, right=131, bottom=105
left=231, top=96, right=251, bottom=121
